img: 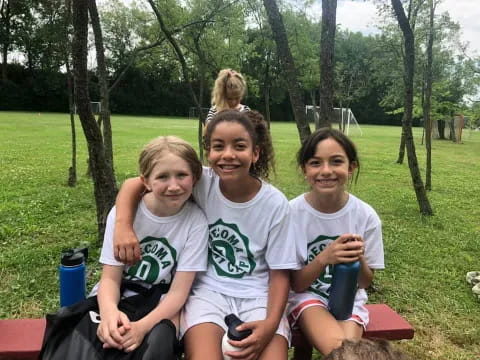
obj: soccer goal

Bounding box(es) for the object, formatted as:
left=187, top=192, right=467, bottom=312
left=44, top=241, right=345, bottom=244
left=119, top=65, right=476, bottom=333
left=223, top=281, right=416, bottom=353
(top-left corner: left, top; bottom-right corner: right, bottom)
left=189, top=107, right=210, bottom=119
left=432, top=115, right=465, bottom=142
left=74, top=101, right=102, bottom=115
left=306, top=106, right=362, bottom=136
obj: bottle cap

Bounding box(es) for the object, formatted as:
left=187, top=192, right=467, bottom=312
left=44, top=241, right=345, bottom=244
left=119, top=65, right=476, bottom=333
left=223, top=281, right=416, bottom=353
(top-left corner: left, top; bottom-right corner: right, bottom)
left=225, top=314, right=252, bottom=341
left=61, top=250, right=84, bottom=266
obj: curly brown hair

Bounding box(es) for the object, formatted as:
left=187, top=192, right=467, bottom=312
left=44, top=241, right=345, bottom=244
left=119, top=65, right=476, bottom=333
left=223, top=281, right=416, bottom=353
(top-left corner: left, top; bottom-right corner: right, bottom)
left=203, top=109, right=274, bottom=180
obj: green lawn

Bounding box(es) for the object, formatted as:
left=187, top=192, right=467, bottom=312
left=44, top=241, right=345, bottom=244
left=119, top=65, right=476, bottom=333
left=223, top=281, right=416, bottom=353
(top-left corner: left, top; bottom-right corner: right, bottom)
left=1, top=111, right=479, bottom=359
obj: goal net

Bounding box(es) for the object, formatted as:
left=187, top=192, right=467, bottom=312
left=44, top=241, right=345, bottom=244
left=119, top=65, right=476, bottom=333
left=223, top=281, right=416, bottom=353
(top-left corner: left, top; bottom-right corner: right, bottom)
left=432, top=115, right=465, bottom=142
left=74, top=101, right=102, bottom=115
left=306, top=106, right=362, bottom=136
left=189, top=107, right=210, bottom=119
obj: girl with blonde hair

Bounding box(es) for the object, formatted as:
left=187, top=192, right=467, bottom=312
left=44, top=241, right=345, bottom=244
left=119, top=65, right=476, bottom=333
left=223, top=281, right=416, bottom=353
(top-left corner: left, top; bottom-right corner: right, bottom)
left=206, top=69, right=250, bottom=123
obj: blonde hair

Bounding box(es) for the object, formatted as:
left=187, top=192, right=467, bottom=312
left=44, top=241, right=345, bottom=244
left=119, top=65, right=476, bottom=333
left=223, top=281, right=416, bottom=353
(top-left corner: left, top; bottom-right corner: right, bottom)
left=139, top=136, right=202, bottom=182
left=211, top=69, right=247, bottom=112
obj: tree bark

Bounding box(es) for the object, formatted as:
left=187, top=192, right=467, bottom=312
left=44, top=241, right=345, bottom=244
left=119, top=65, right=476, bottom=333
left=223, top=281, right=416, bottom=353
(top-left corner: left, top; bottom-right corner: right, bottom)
left=64, top=0, right=76, bottom=187
left=263, top=53, right=271, bottom=128
left=193, top=37, right=206, bottom=161
left=88, top=0, right=114, bottom=177
left=263, top=0, right=310, bottom=143
left=66, top=58, right=77, bottom=187
left=448, top=115, right=456, bottom=142
left=437, top=119, right=445, bottom=139
left=391, top=0, right=433, bottom=215
left=424, top=0, right=436, bottom=191
left=319, top=0, right=337, bottom=128
left=72, top=0, right=118, bottom=242
left=396, top=116, right=406, bottom=164
left=1, top=0, right=11, bottom=81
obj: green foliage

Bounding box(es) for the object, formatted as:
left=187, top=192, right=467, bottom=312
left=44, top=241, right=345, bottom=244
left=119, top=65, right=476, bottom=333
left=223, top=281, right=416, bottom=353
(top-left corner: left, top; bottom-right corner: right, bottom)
left=2, top=0, right=480, bottom=125
left=1, top=112, right=480, bottom=359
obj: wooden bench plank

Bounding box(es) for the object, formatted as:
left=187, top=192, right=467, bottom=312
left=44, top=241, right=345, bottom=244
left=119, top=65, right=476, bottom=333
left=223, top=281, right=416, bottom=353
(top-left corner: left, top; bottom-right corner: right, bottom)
left=364, top=304, right=414, bottom=340
left=0, top=319, right=46, bottom=360
left=0, top=304, right=413, bottom=360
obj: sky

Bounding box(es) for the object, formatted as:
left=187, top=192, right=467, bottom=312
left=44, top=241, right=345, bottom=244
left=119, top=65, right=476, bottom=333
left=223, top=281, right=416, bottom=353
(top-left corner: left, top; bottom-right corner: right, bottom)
left=308, top=0, right=480, bottom=57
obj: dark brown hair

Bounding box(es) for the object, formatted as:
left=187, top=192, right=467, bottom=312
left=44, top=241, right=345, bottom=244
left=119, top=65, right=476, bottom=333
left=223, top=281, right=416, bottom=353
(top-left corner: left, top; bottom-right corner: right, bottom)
left=297, top=127, right=360, bottom=183
left=203, top=109, right=274, bottom=180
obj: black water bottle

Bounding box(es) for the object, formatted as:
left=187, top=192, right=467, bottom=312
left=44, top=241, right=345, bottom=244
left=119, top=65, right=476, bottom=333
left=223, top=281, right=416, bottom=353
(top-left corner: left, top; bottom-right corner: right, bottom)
left=328, top=260, right=360, bottom=320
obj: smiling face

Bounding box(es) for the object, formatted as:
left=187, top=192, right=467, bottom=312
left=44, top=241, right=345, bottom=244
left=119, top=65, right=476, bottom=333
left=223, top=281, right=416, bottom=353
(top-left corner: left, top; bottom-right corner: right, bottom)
left=207, top=121, right=259, bottom=183
left=141, top=152, right=195, bottom=216
left=303, top=137, right=355, bottom=197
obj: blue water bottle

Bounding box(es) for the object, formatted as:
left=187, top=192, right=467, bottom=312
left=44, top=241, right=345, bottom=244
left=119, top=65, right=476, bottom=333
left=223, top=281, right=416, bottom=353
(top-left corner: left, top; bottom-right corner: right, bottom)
left=328, top=260, right=360, bottom=320
left=59, top=247, right=88, bottom=307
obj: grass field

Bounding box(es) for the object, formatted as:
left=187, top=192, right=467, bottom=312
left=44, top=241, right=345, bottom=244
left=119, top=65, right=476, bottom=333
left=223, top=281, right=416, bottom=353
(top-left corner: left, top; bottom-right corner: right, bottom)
left=1, top=111, right=479, bottom=359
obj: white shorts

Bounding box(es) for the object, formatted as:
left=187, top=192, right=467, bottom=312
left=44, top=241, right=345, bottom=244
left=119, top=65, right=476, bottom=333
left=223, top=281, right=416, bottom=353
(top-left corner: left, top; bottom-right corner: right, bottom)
left=180, top=287, right=291, bottom=344
left=287, top=290, right=369, bottom=331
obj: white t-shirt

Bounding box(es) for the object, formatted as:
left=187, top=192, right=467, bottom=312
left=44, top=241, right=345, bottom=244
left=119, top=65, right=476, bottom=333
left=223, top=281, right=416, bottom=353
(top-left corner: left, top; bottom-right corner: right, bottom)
left=192, top=167, right=299, bottom=298
left=91, top=199, right=209, bottom=296
left=289, top=193, right=384, bottom=303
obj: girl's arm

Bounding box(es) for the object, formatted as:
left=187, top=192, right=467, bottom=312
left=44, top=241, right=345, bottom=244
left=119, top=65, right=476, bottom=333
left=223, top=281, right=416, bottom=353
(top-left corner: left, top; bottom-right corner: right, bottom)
left=291, top=234, right=364, bottom=293
left=119, top=271, right=196, bottom=352
left=138, top=271, right=196, bottom=330
left=113, top=177, right=146, bottom=265
left=228, top=269, right=290, bottom=360
left=358, top=256, right=374, bottom=289
left=97, top=265, right=130, bottom=349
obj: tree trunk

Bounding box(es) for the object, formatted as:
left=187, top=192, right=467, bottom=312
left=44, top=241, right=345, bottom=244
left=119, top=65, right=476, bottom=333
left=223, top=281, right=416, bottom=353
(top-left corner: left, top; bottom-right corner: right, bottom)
left=391, top=0, right=433, bottom=216
left=437, top=119, right=445, bottom=139
left=193, top=37, right=206, bottom=161
left=66, top=59, right=77, bottom=187
left=1, top=0, right=11, bottom=81
left=72, top=0, right=118, bottom=242
left=396, top=117, right=406, bottom=164
left=448, top=116, right=456, bottom=142
left=319, top=0, right=337, bottom=128
left=88, top=0, right=114, bottom=177
left=64, top=0, right=76, bottom=187
left=263, top=0, right=310, bottom=143
left=424, top=0, right=436, bottom=191
left=263, top=55, right=271, bottom=128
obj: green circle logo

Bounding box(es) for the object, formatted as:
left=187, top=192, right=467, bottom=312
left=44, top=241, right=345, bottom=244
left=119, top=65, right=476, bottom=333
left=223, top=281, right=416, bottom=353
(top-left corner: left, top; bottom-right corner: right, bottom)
left=208, top=219, right=256, bottom=278
left=126, top=236, right=177, bottom=285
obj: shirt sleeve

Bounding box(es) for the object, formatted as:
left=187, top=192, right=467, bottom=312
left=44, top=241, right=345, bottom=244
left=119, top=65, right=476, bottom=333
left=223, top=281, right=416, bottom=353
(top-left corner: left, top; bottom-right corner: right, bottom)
left=363, top=214, right=384, bottom=270
left=206, top=106, right=216, bottom=124
left=192, top=166, right=214, bottom=212
left=176, top=209, right=209, bottom=272
left=99, top=206, right=124, bottom=267
left=265, top=196, right=300, bottom=270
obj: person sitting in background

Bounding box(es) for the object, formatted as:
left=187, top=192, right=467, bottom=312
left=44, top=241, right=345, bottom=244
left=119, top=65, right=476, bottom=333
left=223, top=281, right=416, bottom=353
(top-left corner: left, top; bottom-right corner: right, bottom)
left=205, top=68, right=250, bottom=124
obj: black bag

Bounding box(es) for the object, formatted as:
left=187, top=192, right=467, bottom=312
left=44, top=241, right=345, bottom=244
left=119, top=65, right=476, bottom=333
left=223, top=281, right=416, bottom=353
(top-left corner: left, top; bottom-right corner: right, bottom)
left=40, top=281, right=173, bottom=360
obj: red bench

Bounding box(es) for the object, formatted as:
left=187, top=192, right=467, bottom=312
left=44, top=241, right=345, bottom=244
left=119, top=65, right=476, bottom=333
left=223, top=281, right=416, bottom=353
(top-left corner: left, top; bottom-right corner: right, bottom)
left=0, top=318, right=45, bottom=359
left=0, top=304, right=413, bottom=360
left=291, top=304, right=414, bottom=360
